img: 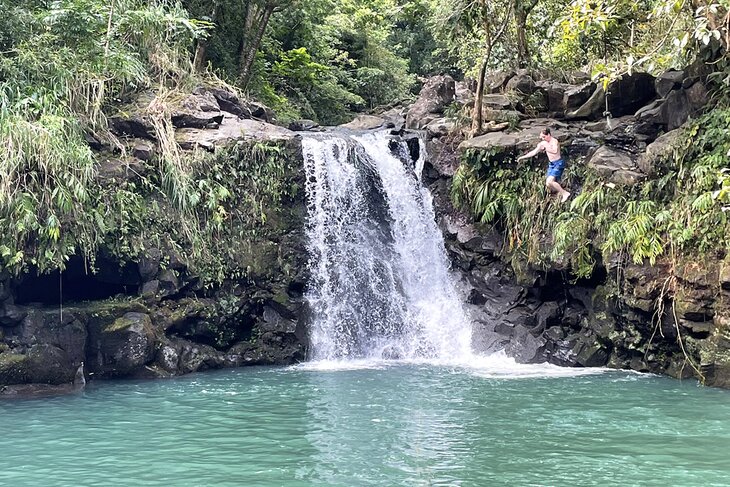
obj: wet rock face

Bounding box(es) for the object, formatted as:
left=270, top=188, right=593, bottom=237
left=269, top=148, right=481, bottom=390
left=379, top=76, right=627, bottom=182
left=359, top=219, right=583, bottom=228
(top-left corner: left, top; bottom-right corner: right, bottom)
left=0, top=262, right=309, bottom=388
left=0, top=86, right=311, bottom=393
left=0, top=309, right=88, bottom=385
left=431, top=176, right=729, bottom=387
left=417, top=67, right=726, bottom=387
left=88, top=312, right=156, bottom=377
left=435, top=193, right=720, bottom=380
left=0, top=345, right=76, bottom=386
left=405, top=75, right=456, bottom=129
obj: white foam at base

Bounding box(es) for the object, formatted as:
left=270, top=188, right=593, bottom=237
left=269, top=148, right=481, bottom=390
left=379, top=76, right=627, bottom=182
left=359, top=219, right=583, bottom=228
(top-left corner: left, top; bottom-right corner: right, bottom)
left=293, top=351, right=610, bottom=379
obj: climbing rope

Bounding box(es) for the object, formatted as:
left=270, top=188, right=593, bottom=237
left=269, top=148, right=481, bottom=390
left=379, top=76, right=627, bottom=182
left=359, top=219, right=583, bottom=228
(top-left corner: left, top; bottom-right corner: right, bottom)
left=603, top=88, right=612, bottom=130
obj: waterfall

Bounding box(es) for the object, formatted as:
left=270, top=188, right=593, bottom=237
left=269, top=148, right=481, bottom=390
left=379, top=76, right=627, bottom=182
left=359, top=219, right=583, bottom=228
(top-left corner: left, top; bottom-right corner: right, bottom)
left=302, top=131, right=473, bottom=362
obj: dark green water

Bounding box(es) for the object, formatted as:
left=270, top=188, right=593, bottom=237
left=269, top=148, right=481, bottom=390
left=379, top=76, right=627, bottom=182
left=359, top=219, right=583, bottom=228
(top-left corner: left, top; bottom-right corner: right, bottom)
left=2, top=360, right=730, bottom=486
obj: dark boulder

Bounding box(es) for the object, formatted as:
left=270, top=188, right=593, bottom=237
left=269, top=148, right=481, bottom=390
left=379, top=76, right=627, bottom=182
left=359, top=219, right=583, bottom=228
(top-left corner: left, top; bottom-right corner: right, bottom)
left=506, top=73, right=537, bottom=95
left=655, top=70, right=684, bottom=98
left=587, top=146, right=644, bottom=186
left=636, top=80, right=707, bottom=132
left=661, top=90, right=692, bottom=130
left=406, top=75, right=456, bottom=129
left=568, top=73, right=656, bottom=120
left=685, top=81, right=708, bottom=111
left=638, top=129, right=681, bottom=175
left=0, top=344, right=77, bottom=386
left=110, top=115, right=156, bottom=140
left=138, top=248, right=162, bottom=281
left=485, top=70, right=515, bottom=93
left=482, top=94, right=513, bottom=110
left=0, top=303, right=26, bottom=326
left=564, top=82, right=595, bottom=111
left=608, top=72, right=657, bottom=116
left=4, top=309, right=87, bottom=368
left=570, top=333, right=610, bottom=367
left=505, top=325, right=547, bottom=363
left=171, top=92, right=224, bottom=129
left=289, top=119, right=321, bottom=131
left=87, top=312, right=156, bottom=377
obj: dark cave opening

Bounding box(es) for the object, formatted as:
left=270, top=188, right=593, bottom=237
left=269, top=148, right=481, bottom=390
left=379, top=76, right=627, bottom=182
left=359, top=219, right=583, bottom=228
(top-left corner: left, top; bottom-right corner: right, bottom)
left=15, top=256, right=140, bottom=305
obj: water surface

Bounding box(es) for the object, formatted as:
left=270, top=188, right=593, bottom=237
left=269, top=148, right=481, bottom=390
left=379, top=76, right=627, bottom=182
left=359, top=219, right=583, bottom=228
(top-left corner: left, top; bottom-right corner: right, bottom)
left=2, top=361, right=729, bottom=486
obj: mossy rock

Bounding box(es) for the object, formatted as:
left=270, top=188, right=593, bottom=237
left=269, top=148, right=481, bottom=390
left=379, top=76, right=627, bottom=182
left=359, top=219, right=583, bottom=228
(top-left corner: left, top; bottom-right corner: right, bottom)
left=88, top=312, right=158, bottom=377
left=272, top=291, right=290, bottom=306
left=84, top=300, right=149, bottom=320
left=0, top=345, right=76, bottom=386
left=0, top=354, right=30, bottom=385
left=241, top=241, right=281, bottom=279
left=104, top=315, right=141, bottom=333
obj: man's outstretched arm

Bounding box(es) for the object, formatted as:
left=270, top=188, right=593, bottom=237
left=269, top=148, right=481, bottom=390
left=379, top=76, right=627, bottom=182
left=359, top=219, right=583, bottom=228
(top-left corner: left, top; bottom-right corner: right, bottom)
left=517, top=143, right=543, bottom=161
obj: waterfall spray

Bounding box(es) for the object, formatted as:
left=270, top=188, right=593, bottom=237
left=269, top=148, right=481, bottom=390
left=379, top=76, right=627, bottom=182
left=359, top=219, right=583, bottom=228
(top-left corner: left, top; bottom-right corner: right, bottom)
left=302, top=131, right=473, bottom=363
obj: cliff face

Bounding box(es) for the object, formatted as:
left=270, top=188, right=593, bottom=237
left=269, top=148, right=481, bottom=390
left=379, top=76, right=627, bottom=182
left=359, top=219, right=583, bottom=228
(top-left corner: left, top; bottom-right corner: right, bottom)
left=414, top=71, right=730, bottom=388
left=2, top=71, right=728, bottom=395
left=0, top=88, right=310, bottom=396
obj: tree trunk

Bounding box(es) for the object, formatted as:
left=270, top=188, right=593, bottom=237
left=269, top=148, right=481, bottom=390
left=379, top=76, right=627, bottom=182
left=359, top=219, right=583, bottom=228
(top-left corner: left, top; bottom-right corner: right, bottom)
left=470, top=47, right=492, bottom=137
left=515, top=0, right=538, bottom=69
left=238, top=2, right=275, bottom=90
left=516, top=8, right=529, bottom=68
left=194, top=2, right=220, bottom=73
left=193, top=42, right=207, bottom=72
left=470, top=0, right=513, bottom=137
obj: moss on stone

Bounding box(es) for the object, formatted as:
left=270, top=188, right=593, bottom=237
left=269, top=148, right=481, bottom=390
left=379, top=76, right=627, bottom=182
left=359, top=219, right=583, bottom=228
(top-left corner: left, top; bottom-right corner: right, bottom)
left=272, top=291, right=289, bottom=305
left=0, top=354, right=30, bottom=385
left=104, top=315, right=138, bottom=333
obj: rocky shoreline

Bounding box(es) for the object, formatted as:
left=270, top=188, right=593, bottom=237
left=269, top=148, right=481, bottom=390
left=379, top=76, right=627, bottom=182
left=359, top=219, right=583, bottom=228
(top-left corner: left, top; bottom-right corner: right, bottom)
left=409, top=71, right=730, bottom=388
left=2, top=66, right=729, bottom=397
left=0, top=88, right=310, bottom=397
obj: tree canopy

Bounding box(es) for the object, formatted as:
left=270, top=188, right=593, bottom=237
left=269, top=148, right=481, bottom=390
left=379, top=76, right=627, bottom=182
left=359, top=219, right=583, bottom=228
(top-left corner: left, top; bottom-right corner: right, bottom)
left=0, top=0, right=727, bottom=274
left=2, top=0, right=727, bottom=125
left=211, top=0, right=727, bottom=123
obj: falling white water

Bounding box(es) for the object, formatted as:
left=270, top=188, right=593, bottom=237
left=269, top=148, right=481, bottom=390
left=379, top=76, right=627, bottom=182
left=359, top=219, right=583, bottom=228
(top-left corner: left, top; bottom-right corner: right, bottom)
left=302, top=131, right=473, bottom=362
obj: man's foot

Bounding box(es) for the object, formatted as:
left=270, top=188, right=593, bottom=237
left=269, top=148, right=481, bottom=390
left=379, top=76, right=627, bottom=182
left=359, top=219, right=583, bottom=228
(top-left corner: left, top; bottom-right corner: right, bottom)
left=560, top=191, right=571, bottom=203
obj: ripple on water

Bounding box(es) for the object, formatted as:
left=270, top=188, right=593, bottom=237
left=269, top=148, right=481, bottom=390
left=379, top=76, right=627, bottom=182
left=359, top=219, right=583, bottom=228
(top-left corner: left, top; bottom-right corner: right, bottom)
left=1, top=363, right=729, bottom=487
left=295, top=351, right=611, bottom=379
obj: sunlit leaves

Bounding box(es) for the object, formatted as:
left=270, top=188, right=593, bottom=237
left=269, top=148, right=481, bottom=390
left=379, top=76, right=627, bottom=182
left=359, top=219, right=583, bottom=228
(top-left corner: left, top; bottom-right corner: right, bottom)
left=451, top=108, right=730, bottom=277
left=0, top=0, right=203, bottom=273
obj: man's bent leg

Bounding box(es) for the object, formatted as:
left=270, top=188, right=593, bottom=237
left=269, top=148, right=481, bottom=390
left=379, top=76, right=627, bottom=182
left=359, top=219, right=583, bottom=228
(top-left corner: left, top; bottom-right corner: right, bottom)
left=545, top=176, right=559, bottom=193
left=546, top=176, right=571, bottom=203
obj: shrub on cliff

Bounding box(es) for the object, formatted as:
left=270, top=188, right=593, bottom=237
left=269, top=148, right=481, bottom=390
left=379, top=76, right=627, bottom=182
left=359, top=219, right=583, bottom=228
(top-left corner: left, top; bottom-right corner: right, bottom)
left=0, top=0, right=206, bottom=274
left=452, top=106, right=730, bottom=278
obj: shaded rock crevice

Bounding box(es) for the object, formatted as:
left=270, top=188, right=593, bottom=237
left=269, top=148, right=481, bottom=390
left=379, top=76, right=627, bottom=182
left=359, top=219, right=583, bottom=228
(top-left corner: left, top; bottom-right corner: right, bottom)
left=413, top=68, right=729, bottom=387
left=1, top=86, right=309, bottom=396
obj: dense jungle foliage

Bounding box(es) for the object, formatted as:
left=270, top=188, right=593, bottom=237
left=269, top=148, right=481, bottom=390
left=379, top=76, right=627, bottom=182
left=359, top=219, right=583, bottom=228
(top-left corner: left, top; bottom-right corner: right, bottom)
left=0, top=0, right=728, bottom=279
left=453, top=104, right=730, bottom=278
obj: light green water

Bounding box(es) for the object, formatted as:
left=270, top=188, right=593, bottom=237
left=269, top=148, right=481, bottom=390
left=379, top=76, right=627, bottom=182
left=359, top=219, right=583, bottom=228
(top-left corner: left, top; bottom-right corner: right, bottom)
left=1, top=361, right=730, bottom=487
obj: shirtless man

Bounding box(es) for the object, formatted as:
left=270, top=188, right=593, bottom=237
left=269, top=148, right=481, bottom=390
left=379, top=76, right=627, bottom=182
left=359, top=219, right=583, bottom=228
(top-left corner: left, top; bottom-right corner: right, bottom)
left=516, top=128, right=571, bottom=203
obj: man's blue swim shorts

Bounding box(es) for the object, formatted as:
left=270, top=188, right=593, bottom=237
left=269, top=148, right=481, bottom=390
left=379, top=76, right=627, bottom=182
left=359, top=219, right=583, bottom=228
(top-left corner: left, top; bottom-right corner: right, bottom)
left=547, top=159, right=565, bottom=181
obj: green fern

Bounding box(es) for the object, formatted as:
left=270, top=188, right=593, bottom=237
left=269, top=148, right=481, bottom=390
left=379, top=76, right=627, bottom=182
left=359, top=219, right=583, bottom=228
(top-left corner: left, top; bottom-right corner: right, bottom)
left=450, top=106, right=730, bottom=277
